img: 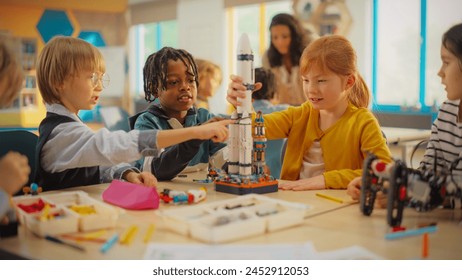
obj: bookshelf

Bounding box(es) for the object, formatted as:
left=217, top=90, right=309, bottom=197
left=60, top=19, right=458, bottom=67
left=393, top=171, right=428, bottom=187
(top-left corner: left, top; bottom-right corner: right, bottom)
left=293, top=0, right=352, bottom=36
left=0, top=37, right=44, bottom=127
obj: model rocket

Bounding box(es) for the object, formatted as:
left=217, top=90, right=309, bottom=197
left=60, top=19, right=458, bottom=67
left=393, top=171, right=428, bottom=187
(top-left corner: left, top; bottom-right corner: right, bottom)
left=214, top=33, right=278, bottom=195
left=228, top=33, right=254, bottom=177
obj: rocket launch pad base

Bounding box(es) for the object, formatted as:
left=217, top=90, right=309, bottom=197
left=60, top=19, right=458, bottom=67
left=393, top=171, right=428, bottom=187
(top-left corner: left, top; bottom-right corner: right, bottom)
left=215, top=181, right=278, bottom=195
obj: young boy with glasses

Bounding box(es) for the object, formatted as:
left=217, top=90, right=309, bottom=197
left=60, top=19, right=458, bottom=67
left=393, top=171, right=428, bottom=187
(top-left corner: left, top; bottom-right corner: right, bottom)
left=35, top=36, right=232, bottom=190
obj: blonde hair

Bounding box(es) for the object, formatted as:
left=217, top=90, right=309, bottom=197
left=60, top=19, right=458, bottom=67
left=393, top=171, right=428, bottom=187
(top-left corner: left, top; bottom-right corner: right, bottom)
left=300, top=35, right=370, bottom=108
left=196, top=58, right=222, bottom=86
left=36, top=36, right=105, bottom=104
left=0, top=34, right=24, bottom=108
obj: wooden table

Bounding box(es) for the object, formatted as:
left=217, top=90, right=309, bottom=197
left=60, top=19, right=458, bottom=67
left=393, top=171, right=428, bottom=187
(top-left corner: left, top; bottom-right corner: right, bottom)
left=1, top=173, right=461, bottom=260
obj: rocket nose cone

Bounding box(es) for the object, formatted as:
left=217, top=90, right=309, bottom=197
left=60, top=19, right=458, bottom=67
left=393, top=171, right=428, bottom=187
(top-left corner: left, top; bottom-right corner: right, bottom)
left=237, top=33, right=252, bottom=54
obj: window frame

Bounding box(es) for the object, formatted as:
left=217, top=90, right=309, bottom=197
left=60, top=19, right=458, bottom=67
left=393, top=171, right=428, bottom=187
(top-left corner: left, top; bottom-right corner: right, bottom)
left=371, top=0, right=437, bottom=119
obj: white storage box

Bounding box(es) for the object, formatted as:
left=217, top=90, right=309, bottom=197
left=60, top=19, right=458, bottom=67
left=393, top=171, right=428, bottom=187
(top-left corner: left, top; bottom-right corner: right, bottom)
left=24, top=206, right=79, bottom=237
left=159, top=194, right=310, bottom=243
left=13, top=191, right=118, bottom=234
left=13, top=196, right=55, bottom=226
left=43, top=191, right=118, bottom=231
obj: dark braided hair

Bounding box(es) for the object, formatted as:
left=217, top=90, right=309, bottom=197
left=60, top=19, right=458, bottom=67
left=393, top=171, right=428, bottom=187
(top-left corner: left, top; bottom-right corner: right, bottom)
left=143, top=47, right=199, bottom=102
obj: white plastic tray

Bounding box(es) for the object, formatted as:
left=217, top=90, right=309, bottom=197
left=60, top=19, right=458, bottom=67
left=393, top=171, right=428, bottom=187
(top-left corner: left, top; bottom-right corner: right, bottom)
left=13, top=191, right=118, bottom=236
left=158, top=194, right=311, bottom=243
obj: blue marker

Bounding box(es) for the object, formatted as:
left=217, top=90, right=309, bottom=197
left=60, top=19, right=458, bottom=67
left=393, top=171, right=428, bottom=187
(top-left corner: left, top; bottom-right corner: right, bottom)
left=385, top=226, right=438, bottom=240
left=100, top=233, right=119, bottom=253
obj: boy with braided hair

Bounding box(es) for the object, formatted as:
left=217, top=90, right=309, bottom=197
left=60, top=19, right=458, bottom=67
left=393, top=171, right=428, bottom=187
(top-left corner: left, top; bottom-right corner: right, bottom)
left=130, top=47, right=227, bottom=180
left=35, top=37, right=231, bottom=190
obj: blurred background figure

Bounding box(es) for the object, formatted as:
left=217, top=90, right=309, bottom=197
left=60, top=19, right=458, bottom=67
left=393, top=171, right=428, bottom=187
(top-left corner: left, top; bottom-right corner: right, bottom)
left=0, top=35, right=23, bottom=109
left=0, top=34, right=30, bottom=225
left=262, top=13, right=316, bottom=106
left=252, top=67, right=289, bottom=178
left=253, top=67, right=289, bottom=113
left=195, top=58, right=223, bottom=110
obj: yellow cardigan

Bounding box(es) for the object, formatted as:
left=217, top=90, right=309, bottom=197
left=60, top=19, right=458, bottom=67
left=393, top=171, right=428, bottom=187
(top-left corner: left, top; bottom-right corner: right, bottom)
left=262, top=102, right=391, bottom=189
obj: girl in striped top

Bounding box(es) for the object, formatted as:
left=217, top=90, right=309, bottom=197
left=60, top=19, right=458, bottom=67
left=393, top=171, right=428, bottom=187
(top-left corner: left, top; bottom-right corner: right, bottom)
left=421, top=23, right=462, bottom=175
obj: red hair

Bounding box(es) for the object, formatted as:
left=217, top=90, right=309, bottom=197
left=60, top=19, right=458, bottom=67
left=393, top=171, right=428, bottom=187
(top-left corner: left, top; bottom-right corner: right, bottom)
left=300, top=35, right=370, bottom=108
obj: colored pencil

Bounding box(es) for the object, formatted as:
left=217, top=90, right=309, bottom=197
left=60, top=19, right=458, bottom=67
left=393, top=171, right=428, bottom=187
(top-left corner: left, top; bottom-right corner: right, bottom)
left=100, top=233, right=119, bottom=253
left=385, top=226, right=437, bottom=240
left=315, top=192, right=344, bottom=203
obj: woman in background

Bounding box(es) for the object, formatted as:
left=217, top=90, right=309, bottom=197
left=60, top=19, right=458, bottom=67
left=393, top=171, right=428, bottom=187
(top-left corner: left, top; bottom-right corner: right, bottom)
left=262, top=13, right=315, bottom=106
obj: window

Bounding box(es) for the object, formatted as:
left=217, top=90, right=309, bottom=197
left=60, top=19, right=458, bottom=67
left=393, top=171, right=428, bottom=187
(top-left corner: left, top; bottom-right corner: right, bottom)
left=373, top=0, right=420, bottom=110
left=425, top=0, right=462, bottom=107
left=129, top=20, right=178, bottom=97
left=372, top=0, right=462, bottom=117
left=228, top=1, right=292, bottom=71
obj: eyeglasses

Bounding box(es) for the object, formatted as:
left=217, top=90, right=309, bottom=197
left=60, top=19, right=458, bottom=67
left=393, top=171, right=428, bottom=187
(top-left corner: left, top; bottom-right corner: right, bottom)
left=91, top=73, right=110, bottom=89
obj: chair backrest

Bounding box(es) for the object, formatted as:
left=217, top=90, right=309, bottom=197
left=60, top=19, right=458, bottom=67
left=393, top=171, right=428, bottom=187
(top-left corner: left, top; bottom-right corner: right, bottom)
left=265, top=138, right=287, bottom=179
left=99, top=106, right=130, bottom=132
left=280, top=138, right=288, bottom=165
left=0, top=130, right=38, bottom=187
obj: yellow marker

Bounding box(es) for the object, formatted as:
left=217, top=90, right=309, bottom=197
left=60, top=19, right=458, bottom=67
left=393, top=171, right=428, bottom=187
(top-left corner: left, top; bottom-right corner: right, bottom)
left=143, top=224, right=155, bottom=243
left=315, top=192, right=344, bottom=204
left=119, top=225, right=139, bottom=245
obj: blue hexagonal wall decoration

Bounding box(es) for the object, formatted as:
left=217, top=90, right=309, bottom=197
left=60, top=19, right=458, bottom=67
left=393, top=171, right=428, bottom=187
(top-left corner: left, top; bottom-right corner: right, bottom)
left=37, top=9, right=74, bottom=43
left=78, top=31, right=106, bottom=47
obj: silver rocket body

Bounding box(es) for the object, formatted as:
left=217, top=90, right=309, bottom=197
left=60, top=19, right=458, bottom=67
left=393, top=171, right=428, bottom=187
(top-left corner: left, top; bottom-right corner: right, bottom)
left=215, top=34, right=277, bottom=195
left=229, top=33, right=254, bottom=178
left=236, top=33, right=254, bottom=115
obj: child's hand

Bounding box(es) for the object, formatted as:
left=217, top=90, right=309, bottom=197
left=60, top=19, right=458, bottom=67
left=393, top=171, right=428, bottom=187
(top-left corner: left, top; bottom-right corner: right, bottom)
left=196, top=119, right=234, bottom=142
left=226, top=75, right=262, bottom=107
left=346, top=176, right=362, bottom=200
left=375, top=191, right=387, bottom=208
left=375, top=181, right=388, bottom=208
left=278, top=175, right=326, bottom=191
left=347, top=176, right=387, bottom=208
left=124, top=171, right=158, bottom=187
left=0, top=151, right=30, bottom=195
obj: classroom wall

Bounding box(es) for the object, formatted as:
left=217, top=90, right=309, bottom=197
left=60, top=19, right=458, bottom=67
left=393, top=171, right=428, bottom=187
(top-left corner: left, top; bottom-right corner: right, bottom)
left=0, top=0, right=128, bottom=127
left=177, top=0, right=228, bottom=113
left=0, top=5, right=47, bottom=127
left=345, top=0, right=371, bottom=87
left=171, top=0, right=370, bottom=114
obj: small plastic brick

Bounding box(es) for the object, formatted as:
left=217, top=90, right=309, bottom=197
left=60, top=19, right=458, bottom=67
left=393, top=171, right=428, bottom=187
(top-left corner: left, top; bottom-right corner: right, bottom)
left=22, top=183, right=43, bottom=195
left=392, top=226, right=406, bottom=232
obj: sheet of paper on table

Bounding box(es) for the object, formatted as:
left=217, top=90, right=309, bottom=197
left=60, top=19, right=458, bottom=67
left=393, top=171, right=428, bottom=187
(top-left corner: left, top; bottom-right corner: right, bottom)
left=143, top=242, right=382, bottom=260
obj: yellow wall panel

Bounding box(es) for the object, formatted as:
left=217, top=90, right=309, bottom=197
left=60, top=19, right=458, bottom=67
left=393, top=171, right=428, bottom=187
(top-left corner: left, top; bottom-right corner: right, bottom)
left=0, top=2, right=127, bottom=128
left=0, top=6, right=43, bottom=38
left=0, top=0, right=127, bottom=13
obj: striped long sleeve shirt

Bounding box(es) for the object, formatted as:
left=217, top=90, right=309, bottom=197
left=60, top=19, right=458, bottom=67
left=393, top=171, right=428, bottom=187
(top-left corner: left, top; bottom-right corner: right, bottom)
left=420, top=99, right=462, bottom=176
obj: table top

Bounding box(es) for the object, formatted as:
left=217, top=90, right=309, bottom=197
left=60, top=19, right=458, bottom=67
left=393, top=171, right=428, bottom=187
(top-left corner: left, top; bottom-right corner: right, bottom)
left=381, top=127, right=431, bottom=145
left=1, top=173, right=461, bottom=260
